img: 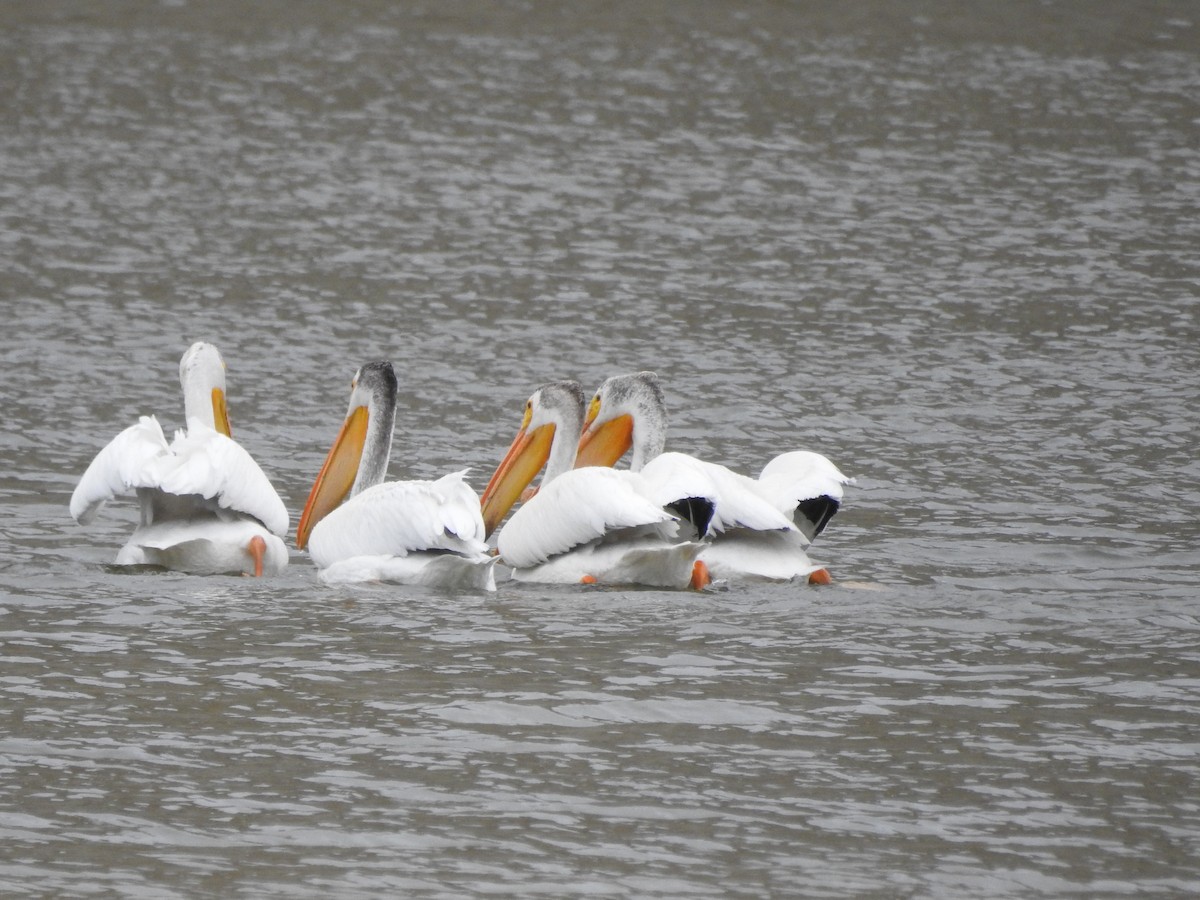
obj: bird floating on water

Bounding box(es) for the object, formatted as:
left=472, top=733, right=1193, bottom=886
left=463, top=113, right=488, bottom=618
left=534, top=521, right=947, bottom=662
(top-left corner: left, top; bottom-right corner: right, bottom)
left=575, top=371, right=851, bottom=583
left=296, top=361, right=497, bottom=591
left=69, top=342, right=289, bottom=577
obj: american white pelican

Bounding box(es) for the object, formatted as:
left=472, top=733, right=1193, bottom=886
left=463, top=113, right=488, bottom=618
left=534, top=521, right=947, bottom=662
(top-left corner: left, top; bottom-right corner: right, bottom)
left=69, top=342, right=289, bottom=577
left=296, top=361, right=497, bottom=590
left=574, top=372, right=852, bottom=583
left=480, top=380, right=710, bottom=589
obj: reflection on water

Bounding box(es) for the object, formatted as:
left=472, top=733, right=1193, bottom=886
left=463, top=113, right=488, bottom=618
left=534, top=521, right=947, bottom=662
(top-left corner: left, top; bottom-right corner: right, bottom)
left=2, top=0, right=1199, bottom=895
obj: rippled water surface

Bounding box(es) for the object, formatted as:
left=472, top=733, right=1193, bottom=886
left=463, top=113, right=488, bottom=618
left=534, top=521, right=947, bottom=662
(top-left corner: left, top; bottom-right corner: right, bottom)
left=3, top=1, right=1199, bottom=896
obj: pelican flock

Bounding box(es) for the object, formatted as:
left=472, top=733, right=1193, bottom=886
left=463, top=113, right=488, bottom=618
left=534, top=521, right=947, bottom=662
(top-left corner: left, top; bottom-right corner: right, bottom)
left=69, top=342, right=289, bottom=576
left=479, top=380, right=710, bottom=588
left=70, top=347, right=851, bottom=590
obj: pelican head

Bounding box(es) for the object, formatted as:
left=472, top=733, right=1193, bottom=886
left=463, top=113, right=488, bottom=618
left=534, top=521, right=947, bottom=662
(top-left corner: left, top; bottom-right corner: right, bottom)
left=180, top=341, right=232, bottom=436
left=296, top=361, right=398, bottom=550
left=575, top=371, right=666, bottom=471
left=480, top=380, right=584, bottom=538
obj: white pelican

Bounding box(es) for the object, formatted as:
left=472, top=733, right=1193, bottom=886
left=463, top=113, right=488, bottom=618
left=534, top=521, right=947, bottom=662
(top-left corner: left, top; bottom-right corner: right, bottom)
left=574, top=372, right=852, bottom=583
left=480, top=380, right=710, bottom=589
left=296, top=361, right=497, bottom=590
left=69, top=342, right=289, bottom=577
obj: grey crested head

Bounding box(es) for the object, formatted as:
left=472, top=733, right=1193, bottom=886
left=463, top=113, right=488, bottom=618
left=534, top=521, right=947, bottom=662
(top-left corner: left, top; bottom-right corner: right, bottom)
left=529, top=379, right=585, bottom=484
left=348, top=361, right=398, bottom=494
left=534, top=379, right=585, bottom=430
left=352, top=361, right=398, bottom=408
left=597, top=371, right=663, bottom=420
left=595, top=371, right=666, bottom=468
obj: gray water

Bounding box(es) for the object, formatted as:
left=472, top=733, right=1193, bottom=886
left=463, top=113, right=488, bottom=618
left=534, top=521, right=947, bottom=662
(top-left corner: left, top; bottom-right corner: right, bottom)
left=3, top=1, right=1199, bottom=896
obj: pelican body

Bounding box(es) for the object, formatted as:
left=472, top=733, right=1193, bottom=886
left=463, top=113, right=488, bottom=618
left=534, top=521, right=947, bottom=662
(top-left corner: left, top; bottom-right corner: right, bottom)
left=480, top=381, right=708, bottom=589
left=69, top=342, right=289, bottom=577
left=575, top=372, right=852, bottom=583
left=296, top=362, right=497, bottom=591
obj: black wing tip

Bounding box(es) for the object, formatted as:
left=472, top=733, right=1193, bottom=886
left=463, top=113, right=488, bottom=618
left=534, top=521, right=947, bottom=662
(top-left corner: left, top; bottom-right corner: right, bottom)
left=797, top=496, right=840, bottom=540
left=666, top=496, right=716, bottom=540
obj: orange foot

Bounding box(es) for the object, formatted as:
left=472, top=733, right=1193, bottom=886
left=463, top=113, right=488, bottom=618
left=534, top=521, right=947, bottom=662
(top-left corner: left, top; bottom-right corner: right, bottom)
left=690, top=560, right=711, bottom=590
left=808, top=568, right=831, bottom=586
left=579, top=574, right=598, bottom=584
left=247, top=535, right=267, bottom=577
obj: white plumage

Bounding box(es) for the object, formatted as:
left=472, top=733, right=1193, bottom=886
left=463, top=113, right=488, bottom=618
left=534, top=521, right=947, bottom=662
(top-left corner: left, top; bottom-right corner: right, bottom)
left=309, top=472, right=494, bottom=588
left=756, top=450, right=852, bottom=541
left=639, top=451, right=794, bottom=536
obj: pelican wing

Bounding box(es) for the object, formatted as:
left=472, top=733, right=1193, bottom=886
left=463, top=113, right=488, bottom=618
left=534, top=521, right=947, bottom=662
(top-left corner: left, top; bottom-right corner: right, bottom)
left=149, top=422, right=290, bottom=536
left=70, top=416, right=172, bottom=525
left=307, top=470, right=489, bottom=569
left=497, top=467, right=679, bottom=569
left=757, top=451, right=853, bottom=541
left=641, top=451, right=794, bottom=536
left=637, top=451, right=718, bottom=509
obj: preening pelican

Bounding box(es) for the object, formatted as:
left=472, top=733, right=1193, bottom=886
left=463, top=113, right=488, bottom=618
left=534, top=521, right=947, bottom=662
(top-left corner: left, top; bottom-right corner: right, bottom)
left=69, top=342, right=289, bottom=576
left=575, top=372, right=852, bottom=583
left=296, top=361, right=497, bottom=590
left=480, top=380, right=709, bottom=588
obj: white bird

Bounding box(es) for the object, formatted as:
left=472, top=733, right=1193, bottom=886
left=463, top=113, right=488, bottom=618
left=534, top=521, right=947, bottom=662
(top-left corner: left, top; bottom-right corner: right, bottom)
left=69, top=342, right=289, bottom=577
left=295, top=361, right=497, bottom=591
left=480, top=380, right=710, bottom=589
left=574, top=372, right=852, bottom=583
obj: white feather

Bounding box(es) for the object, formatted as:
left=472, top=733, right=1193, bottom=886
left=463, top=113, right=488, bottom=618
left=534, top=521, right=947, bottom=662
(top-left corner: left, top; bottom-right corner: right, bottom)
left=640, top=451, right=795, bottom=535
left=151, top=422, right=289, bottom=536
left=758, top=450, right=852, bottom=508
left=308, top=470, right=490, bottom=570
left=70, top=417, right=288, bottom=539
left=497, top=467, right=682, bottom=570
left=69, top=416, right=171, bottom=525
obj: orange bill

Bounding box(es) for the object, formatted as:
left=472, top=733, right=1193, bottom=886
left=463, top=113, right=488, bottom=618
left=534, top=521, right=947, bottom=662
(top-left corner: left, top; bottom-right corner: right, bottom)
left=296, top=405, right=368, bottom=549
left=574, top=412, right=633, bottom=468
left=212, top=387, right=232, bottom=437
left=480, top=419, right=555, bottom=538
